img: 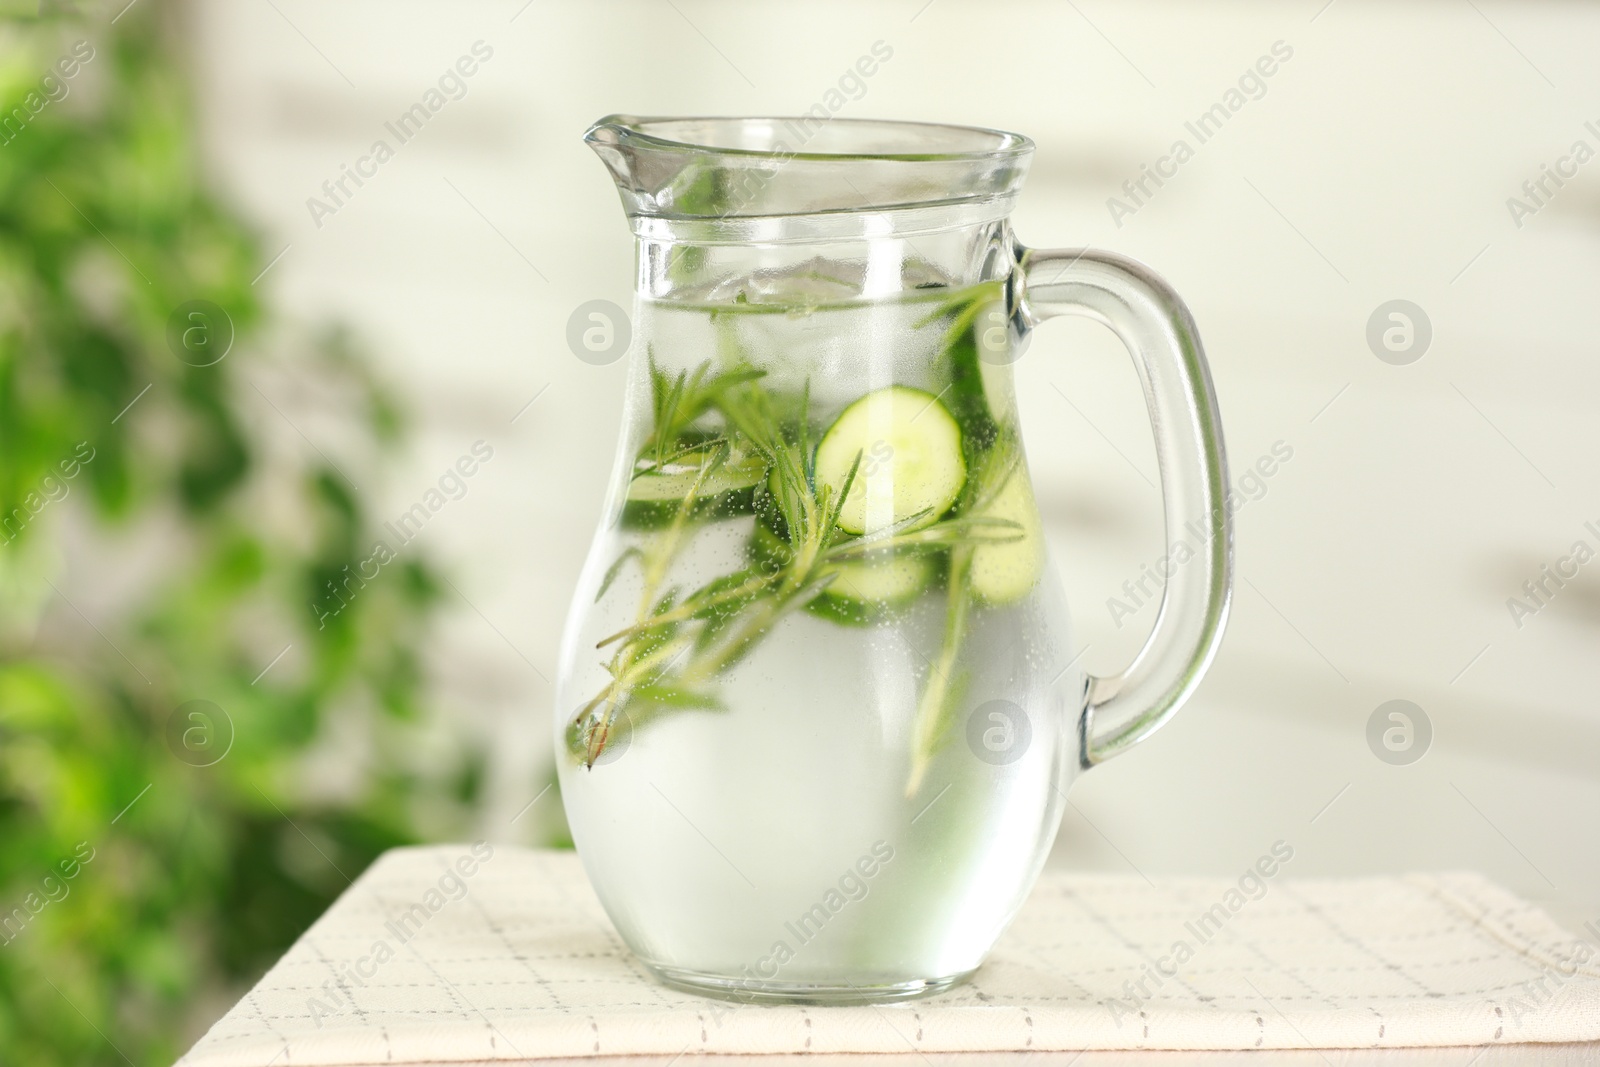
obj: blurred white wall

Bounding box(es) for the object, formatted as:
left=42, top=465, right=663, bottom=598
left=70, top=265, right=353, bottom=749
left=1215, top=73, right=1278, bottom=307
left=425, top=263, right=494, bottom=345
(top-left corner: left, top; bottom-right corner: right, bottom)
left=188, top=0, right=1600, bottom=924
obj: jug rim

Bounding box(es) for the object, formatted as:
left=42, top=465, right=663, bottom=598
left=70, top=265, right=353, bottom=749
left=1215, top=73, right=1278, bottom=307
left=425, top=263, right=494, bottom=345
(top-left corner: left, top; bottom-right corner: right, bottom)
left=585, top=114, right=1034, bottom=163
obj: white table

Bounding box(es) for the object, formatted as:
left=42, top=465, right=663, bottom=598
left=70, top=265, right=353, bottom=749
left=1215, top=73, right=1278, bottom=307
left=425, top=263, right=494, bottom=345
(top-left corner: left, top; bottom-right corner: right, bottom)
left=419, top=1048, right=1600, bottom=1066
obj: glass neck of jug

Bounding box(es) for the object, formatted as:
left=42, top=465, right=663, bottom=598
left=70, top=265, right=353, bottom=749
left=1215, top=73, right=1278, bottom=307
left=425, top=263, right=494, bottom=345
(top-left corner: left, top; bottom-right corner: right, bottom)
left=584, top=115, right=1035, bottom=302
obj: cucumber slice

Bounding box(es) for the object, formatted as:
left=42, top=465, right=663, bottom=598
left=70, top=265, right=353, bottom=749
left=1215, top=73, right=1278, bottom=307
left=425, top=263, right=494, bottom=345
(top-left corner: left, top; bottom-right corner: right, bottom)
left=941, top=287, right=1016, bottom=454
left=751, top=517, right=936, bottom=626
left=945, top=325, right=1001, bottom=455
left=809, top=551, right=938, bottom=626
left=827, top=551, right=935, bottom=605
left=969, top=468, right=1045, bottom=604
left=813, top=386, right=966, bottom=536
left=747, top=519, right=791, bottom=571
left=620, top=490, right=755, bottom=531
left=621, top=447, right=766, bottom=530
left=628, top=448, right=766, bottom=502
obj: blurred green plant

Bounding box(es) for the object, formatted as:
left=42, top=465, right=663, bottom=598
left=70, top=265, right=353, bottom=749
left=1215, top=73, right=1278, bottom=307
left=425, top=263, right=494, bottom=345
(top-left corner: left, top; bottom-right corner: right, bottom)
left=0, top=5, right=482, bottom=1064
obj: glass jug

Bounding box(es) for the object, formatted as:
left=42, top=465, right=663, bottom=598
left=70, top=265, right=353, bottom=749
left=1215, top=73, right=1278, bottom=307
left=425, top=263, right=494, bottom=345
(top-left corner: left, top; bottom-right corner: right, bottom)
left=555, top=115, right=1232, bottom=1003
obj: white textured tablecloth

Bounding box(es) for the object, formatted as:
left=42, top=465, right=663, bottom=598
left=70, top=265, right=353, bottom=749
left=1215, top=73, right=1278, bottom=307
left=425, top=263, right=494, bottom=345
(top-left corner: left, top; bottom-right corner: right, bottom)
left=178, top=845, right=1600, bottom=1064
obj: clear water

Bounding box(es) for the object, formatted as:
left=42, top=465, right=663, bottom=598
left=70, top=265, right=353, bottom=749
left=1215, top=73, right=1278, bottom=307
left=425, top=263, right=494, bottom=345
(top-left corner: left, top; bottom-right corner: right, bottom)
left=554, top=283, right=1081, bottom=997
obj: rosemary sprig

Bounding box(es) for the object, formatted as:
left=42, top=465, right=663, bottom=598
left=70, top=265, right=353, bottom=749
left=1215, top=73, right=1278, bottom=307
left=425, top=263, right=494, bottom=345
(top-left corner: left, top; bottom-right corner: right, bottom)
left=572, top=283, right=1023, bottom=774
left=570, top=369, right=884, bottom=765
left=572, top=445, right=731, bottom=765
left=594, top=568, right=782, bottom=649
left=902, top=429, right=1023, bottom=795
left=906, top=544, right=973, bottom=797
left=645, top=354, right=766, bottom=468
left=823, top=515, right=1021, bottom=563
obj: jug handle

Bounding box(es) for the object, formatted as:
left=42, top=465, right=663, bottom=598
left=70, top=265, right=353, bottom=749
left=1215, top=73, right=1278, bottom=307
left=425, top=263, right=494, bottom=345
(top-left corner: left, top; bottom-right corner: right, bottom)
left=1013, top=246, right=1233, bottom=768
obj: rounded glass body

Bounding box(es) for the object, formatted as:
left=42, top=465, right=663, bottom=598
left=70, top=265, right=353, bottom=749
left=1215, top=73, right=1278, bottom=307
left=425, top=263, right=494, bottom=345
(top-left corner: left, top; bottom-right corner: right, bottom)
left=555, top=115, right=1230, bottom=1004
left=555, top=207, right=1079, bottom=1001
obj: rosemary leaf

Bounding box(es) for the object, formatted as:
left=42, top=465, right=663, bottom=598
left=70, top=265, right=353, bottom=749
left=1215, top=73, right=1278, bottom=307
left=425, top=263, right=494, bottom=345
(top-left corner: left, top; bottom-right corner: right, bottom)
left=594, top=546, right=644, bottom=603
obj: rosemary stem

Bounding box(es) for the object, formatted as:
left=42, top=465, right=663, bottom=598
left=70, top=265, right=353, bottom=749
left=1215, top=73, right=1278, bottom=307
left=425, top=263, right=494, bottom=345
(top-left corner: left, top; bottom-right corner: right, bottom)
left=594, top=570, right=780, bottom=649
left=905, top=545, right=973, bottom=797
left=573, top=456, right=722, bottom=762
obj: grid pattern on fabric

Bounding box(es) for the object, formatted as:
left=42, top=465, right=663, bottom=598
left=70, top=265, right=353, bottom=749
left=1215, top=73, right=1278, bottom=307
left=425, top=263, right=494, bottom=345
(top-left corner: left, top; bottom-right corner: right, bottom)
left=178, top=846, right=1600, bottom=1065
